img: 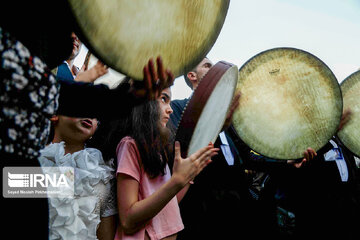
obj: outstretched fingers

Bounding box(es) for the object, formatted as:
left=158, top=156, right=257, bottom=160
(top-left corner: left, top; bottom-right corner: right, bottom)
left=143, top=62, right=152, bottom=99
left=157, top=56, right=174, bottom=89
left=194, top=146, right=219, bottom=168
left=156, top=56, right=166, bottom=89
left=198, top=153, right=216, bottom=170
left=141, top=56, right=174, bottom=100
left=142, top=58, right=159, bottom=100
left=189, top=143, right=214, bottom=162
left=174, top=141, right=182, bottom=160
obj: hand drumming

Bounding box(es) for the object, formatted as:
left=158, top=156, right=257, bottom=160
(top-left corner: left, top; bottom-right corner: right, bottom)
left=172, top=141, right=219, bottom=187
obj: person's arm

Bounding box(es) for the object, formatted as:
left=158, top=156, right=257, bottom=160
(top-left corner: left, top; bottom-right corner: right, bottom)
left=176, top=184, right=191, bottom=203
left=97, top=215, right=117, bottom=240
left=75, top=60, right=109, bottom=83
left=117, top=142, right=217, bottom=235
left=117, top=172, right=184, bottom=235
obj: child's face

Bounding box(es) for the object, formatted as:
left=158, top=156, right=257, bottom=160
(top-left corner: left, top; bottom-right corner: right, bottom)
left=157, top=88, right=173, bottom=128
left=56, top=116, right=98, bottom=142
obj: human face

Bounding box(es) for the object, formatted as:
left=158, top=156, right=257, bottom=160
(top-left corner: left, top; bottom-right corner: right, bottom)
left=157, top=88, right=173, bottom=128
left=188, top=58, right=213, bottom=89
left=55, top=116, right=98, bottom=143
left=69, top=32, right=82, bottom=60
left=194, top=58, right=213, bottom=81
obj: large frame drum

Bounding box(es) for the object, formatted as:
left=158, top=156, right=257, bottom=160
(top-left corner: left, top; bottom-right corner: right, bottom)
left=233, top=48, right=343, bottom=160
left=175, top=61, right=238, bottom=158
left=337, top=70, right=360, bottom=157
left=67, top=0, right=229, bottom=80
left=84, top=51, right=125, bottom=89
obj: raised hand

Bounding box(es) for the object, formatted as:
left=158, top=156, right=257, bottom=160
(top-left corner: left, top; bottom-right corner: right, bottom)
left=172, top=141, right=219, bottom=187
left=130, top=56, right=174, bottom=100
left=75, top=60, right=109, bottom=83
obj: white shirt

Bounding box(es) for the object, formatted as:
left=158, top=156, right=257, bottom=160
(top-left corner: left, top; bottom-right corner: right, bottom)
left=323, top=140, right=349, bottom=182
left=219, top=131, right=235, bottom=166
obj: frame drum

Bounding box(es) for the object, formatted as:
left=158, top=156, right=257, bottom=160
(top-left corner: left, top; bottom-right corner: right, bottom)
left=67, top=0, right=229, bottom=80
left=232, top=48, right=343, bottom=160
left=175, top=61, right=238, bottom=158
left=84, top=51, right=125, bottom=89
left=337, top=70, right=360, bottom=157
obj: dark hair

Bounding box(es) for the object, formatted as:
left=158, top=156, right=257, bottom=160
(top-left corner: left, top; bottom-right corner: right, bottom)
left=184, top=72, right=193, bottom=90
left=132, top=101, right=175, bottom=177
left=183, top=57, right=208, bottom=90
left=92, top=99, right=175, bottom=178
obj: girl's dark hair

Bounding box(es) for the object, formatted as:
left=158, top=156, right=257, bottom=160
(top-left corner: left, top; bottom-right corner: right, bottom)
left=91, top=98, right=175, bottom=178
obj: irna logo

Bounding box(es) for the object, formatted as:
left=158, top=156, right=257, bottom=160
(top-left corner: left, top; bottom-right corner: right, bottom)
left=8, top=172, right=69, bottom=188
left=3, top=167, right=74, bottom=198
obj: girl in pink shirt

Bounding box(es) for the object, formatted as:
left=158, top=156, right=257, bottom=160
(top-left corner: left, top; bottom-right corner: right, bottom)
left=110, top=86, right=218, bottom=240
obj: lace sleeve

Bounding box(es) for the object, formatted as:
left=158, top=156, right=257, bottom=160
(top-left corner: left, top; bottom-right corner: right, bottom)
left=100, top=177, right=118, bottom=218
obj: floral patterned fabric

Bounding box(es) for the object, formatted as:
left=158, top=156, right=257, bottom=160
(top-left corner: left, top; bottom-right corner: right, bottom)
left=0, top=27, right=59, bottom=159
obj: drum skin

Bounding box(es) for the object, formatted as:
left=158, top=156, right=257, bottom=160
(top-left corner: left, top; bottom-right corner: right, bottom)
left=175, top=61, right=238, bottom=158
left=337, top=70, right=360, bottom=157
left=233, top=47, right=343, bottom=160
left=67, top=0, right=229, bottom=80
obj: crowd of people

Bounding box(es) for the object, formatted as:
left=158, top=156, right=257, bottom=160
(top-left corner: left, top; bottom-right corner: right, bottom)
left=1, top=3, right=360, bottom=240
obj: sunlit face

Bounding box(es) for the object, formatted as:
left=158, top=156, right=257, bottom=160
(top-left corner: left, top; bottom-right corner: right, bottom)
left=55, top=116, right=98, bottom=143
left=157, top=88, right=173, bottom=128
left=69, top=32, right=82, bottom=60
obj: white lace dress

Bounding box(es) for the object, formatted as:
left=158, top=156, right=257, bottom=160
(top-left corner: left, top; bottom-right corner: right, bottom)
left=38, top=142, right=118, bottom=240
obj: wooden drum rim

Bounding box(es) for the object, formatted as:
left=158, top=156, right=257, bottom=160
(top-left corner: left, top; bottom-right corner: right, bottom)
left=175, top=61, right=236, bottom=158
